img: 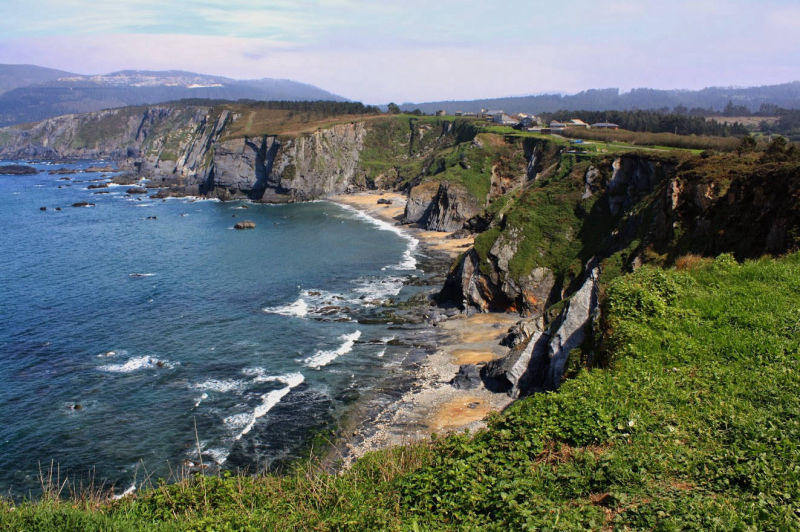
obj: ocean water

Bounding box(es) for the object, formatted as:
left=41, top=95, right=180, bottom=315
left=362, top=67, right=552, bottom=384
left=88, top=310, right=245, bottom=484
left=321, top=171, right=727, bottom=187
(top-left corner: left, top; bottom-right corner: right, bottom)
left=0, top=161, right=426, bottom=496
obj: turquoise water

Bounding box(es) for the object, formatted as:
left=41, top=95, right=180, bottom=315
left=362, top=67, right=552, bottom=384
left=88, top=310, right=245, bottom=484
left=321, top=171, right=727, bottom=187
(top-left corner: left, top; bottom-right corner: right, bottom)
left=0, top=161, right=423, bottom=496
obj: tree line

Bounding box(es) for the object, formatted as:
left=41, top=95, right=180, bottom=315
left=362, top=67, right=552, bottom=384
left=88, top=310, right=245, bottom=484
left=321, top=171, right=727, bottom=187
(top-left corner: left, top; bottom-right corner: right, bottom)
left=542, top=109, right=749, bottom=137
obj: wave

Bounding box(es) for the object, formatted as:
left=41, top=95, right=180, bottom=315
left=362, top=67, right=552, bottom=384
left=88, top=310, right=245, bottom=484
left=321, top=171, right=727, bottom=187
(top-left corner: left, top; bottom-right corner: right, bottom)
left=231, top=372, right=305, bottom=441
left=96, top=349, right=125, bottom=358
left=263, top=297, right=308, bottom=317
left=204, top=447, right=230, bottom=465
left=112, top=483, right=137, bottom=500
left=99, top=355, right=175, bottom=373
left=303, top=330, right=361, bottom=369
left=333, top=203, right=419, bottom=271
left=129, top=273, right=155, bottom=278
left=192, top=379, right=243, bottom=393
left=193, top=393, right=209, bottom=408
left=353, top=276, right=405, bottom=304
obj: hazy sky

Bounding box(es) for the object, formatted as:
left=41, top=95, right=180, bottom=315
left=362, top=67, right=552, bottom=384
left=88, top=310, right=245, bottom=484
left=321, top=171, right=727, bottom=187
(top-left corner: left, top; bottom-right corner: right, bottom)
left=0, top=0, right=798, bottom=103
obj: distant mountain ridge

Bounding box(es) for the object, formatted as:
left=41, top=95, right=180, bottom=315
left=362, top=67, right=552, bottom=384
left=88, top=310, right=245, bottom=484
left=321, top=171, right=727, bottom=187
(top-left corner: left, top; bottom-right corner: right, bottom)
left=401, top=82, right=800, bottom=115
left=0, top=64, right=75, bottom=95
left=0, top=64, right=346, bottom=126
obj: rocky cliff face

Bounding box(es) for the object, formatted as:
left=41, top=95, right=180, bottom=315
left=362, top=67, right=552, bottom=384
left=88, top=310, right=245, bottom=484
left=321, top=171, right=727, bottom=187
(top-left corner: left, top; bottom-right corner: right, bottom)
left=402, top=181, right=482, bottom=231
left=0, top=106, right=373, bottom=200
left=440, top=151, right=673, bottom=316
left=271, top=122, right=367, bottom=200
left=482, top=262, right=600, bottom=397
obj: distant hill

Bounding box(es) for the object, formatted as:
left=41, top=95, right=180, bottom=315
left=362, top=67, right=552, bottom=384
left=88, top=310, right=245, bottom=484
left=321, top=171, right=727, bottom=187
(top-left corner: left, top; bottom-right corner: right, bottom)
left=401, top=82, right=800, bottom=115
left=0, top=66, right=347, bottom=126
left=0, top=64, right=76, bottom=95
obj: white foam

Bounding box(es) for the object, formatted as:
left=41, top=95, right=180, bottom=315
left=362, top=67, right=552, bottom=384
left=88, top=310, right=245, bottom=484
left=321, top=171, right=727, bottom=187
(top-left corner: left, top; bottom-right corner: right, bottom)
left=224, top=412, right=251, bottom=429
left=263, top=297, right=308, bottom=317
left=205, top=447, right=230, bottom=465
left=129, top=273, right=155, bottom=278
left=333, top=203, right=419, bottom=271
left=377, top=348, right=386, bottom=358
left=232, top=372, right=305, bottom=440
left=192, top=379, right=242, bottom=393
left=353, top=276, right=405, bottom=303
left=96, top=349, right=123, bottom=358
left=303, top=330, right=361, bottom=369
left=99, top=355, right=174, bottom=373
left=112, top=483, right=136, bottom=500
left=193, top=393, right=209, bottom=408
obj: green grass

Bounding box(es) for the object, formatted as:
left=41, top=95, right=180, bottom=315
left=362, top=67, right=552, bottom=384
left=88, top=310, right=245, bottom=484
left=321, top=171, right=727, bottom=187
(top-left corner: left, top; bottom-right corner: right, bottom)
left=4, top=253, right=799, bottom=529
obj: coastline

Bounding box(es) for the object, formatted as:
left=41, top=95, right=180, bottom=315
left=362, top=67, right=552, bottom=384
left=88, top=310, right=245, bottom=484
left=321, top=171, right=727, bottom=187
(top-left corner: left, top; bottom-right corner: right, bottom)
left=327, top=191, right=517, bottom=466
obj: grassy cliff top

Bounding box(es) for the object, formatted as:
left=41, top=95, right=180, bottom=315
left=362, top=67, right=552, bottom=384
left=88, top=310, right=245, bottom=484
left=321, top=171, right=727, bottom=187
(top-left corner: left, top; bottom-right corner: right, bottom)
left=2, top=252, right=798, bottom=529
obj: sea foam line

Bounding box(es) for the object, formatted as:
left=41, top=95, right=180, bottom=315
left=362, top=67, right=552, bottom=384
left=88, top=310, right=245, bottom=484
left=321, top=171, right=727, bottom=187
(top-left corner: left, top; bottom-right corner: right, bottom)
left=230, top=372, right=305, bottom=441
left=263, top=298, right=309, bottom=317
left=332, top=202, right=419, bottom=271
left=303, top=330, right=361, bottom=369
left=99, top=355, right=175, bottom=373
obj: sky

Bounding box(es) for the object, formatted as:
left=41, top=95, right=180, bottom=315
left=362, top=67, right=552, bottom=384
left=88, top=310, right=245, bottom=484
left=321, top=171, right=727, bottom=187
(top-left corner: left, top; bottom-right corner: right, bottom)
left=0, top=0, right=798, bottom=104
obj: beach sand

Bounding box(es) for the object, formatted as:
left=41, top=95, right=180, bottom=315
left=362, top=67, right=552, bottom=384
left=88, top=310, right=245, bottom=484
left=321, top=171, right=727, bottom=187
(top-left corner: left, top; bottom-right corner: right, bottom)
left=327, top=191, right=519, bottom=464
left=329, top=192, right=474, bottom=257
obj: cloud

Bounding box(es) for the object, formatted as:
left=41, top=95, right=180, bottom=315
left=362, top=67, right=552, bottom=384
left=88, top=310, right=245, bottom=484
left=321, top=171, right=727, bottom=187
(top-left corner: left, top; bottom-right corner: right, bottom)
left=0, top=2, right=798, bottom=102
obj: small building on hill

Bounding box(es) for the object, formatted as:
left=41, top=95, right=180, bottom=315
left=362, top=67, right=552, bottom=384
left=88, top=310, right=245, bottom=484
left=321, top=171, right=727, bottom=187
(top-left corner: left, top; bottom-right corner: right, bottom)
left=492, top=113, right=518, bottom=125
left=591, top=122, right=620, bottom=129
left=569, top=118, right=590, bottom=128
left=436, top=110, right=447, bottom=116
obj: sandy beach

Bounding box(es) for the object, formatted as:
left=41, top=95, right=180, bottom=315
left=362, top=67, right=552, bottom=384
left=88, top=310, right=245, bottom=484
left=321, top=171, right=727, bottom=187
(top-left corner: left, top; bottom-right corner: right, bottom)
left=327, top=191, right=519, bottom=463
left=329, top=192, right=475, bottom=257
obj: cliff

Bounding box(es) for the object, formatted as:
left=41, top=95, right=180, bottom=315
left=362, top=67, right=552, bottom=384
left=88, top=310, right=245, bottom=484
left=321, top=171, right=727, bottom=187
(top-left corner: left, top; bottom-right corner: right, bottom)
left=0, top=106, right=485, bottom=205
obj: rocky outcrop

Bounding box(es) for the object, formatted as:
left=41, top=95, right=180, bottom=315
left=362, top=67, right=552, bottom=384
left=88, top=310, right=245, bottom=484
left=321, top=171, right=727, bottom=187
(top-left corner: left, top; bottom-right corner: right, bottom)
left=402, top=181, right=482, bottom=231
left=440, top=229, right=556, bottom=315
left=542, top=263, right=600, bottom=390
left=0, top=164, right=38, bottom=175
left=482, top=263, right=600, bottom=397
left=402, top=181, right=439, bottom=224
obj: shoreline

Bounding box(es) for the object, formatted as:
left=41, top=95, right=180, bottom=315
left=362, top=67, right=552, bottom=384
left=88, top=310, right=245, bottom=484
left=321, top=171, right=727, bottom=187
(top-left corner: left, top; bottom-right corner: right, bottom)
left=327, top=191, right=518, bottom=466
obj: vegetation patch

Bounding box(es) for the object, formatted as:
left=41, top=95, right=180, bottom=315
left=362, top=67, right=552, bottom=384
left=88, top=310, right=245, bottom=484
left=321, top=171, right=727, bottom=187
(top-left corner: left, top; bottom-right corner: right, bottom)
left=4, top=253, right=798, bottom=529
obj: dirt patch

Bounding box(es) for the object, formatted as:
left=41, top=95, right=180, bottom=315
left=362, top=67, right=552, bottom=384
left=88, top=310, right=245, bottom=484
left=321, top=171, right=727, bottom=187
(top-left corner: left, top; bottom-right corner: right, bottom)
left=451, top=349, right=497, bottom=365
left=428, top=396, right=492, bottom=432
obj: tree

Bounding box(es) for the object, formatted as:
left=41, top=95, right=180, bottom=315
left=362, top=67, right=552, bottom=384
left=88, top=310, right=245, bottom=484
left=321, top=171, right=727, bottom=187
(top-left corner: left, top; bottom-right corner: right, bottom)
left=761, top=136, right=789, bottom=162
left=387, top=102, right=401, bottom=114
left=736, top=135, right=757, bottom=156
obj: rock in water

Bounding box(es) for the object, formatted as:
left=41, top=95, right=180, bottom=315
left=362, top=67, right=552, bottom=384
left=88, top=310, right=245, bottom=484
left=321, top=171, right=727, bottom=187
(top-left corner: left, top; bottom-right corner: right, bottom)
left=71, top=202, right=95, bottom=207
left=39, top=206, right=46, bottom=211
left=234, top=220, right=256, bottom=230
left=0, top=164, right=38, bottom=175
left=126, top=187, right=147, bottom=194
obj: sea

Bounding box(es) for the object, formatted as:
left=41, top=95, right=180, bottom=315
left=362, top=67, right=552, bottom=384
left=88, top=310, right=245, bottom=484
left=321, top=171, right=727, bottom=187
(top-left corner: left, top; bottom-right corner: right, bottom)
left=0, top=160, right=432, bottom=498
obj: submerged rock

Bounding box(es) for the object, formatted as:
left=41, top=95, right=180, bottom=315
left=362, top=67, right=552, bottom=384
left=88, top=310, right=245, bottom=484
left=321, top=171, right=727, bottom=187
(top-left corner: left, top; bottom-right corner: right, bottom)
left=126, top=187, right=147, bottom=194
left=71, top=201, right=95, bottom=207
left=234, top=220, right=256, bottom=229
